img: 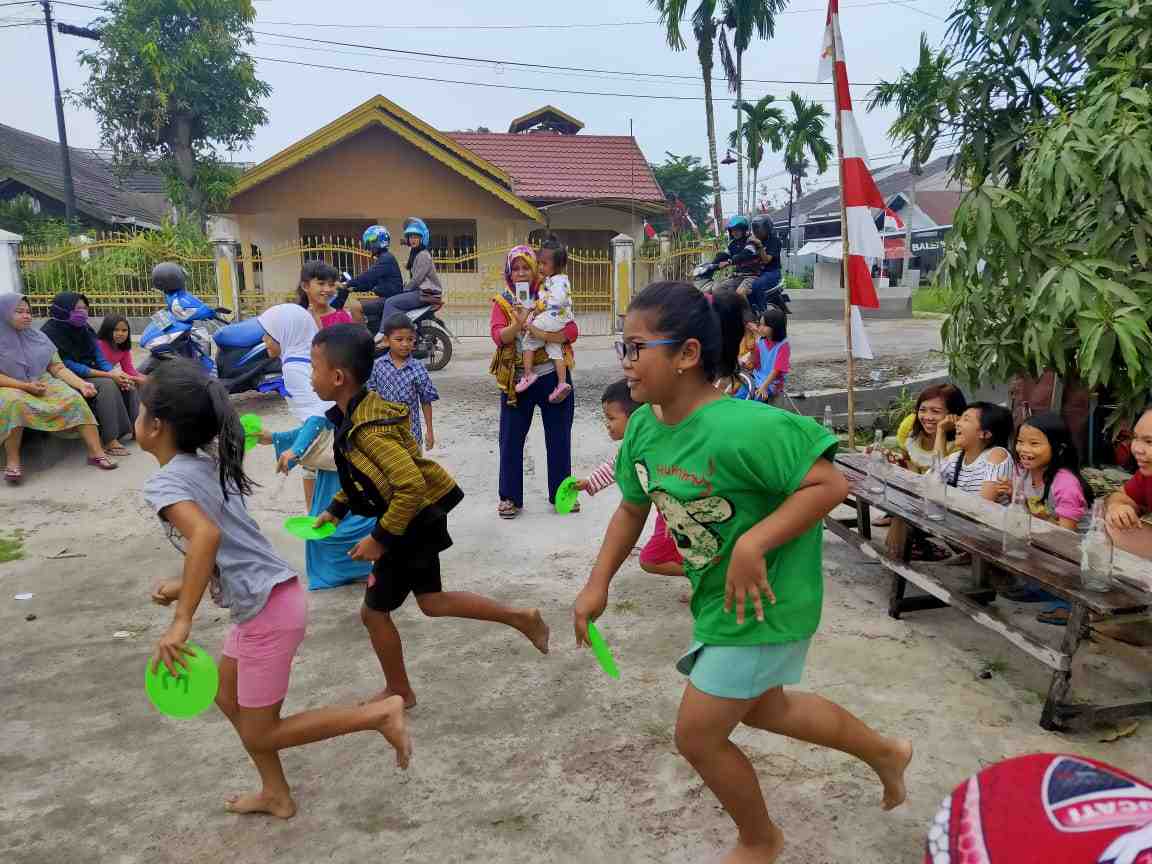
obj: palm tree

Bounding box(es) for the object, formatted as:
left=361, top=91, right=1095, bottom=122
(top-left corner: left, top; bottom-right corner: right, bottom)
left=651, top=0, right=726, bottom=232
left=868, top=33, right=955, bottom=263
left=727, top=95, right=785, bottom=212
left=720, top=0, right=787, bottom=214
left=781, top=92, right=833, bottom=253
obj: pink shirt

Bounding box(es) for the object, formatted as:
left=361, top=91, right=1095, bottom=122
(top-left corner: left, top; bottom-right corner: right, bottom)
left=98, top=340, right=141, bottom=377
left=320, top=309, right=354, bottom=328
left=748, top=338, right=791, bottom=374
left=1022, top=468, right=1089, bottom=526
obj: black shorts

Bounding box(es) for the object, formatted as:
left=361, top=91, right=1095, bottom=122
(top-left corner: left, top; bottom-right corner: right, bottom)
left=363, top=510, right=453, bottom=613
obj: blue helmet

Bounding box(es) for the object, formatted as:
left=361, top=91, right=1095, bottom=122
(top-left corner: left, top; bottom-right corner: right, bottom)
left=362, top=224, right=390, bottom=251
left=726, top=215, right=750, bottom=233
left=402, top=217, right=429, bottom=247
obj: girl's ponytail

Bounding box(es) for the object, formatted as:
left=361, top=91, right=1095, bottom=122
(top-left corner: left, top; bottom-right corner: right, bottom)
left=710, top=291, right=752, bottom=382
left=139, top=359, right=257, bottom=499
left=206, top=377, right=254, bottom=499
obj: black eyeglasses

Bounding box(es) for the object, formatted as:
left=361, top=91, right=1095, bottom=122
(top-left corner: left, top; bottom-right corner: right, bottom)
left=614, top=338, right=680, bottom=363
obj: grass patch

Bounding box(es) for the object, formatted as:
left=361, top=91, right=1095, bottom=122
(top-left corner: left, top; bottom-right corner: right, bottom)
left=0, top=531, right=25, bottom=564
left=912, top=283, right=954, bottom=314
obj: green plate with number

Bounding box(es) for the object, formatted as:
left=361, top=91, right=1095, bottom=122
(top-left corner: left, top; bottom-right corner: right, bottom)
left=283, top=516, right=336, bottom=540
left=554, top=476, right=580, bottom=515
left=144, top=642, right=219, bottom=719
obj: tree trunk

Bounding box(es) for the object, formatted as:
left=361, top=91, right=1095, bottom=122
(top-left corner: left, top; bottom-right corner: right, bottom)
left=905, top=164, right=918, bottom=287
left=169, top=114, right=205, bottom=229
left=735, top=51, right=744, bottom=215
left=698, top=30, right=723, bottom=233
left=786, top=177, right=795, bottom=257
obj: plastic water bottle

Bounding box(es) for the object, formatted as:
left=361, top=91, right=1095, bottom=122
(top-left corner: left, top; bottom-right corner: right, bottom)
left=1081, top=499, right=1115, bottom=592
left=867, top=429, right=887, bottom=496
left=1001, top=474, right=1032, bottom=559
left=823, top=405, right=835, bottom=434
left=923, top=453, right=946, bottom=522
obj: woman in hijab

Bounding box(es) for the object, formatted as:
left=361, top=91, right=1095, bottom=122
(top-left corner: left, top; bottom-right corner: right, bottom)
left=255, top=304, right=374, bottom=590
left=40, top=292, right=137, bottom=455
left=488, top=245, right=578, bottom=519
left=1, top=294, right=118, bottom=483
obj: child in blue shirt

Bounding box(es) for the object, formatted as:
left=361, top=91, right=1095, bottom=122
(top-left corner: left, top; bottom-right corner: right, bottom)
left=367, top=313, right=439, bottom=449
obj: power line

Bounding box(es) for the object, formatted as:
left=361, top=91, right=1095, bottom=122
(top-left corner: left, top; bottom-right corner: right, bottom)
left=252, top=29, right=884, bottom=87
left=252, top=54, right=855, bottom=103
left=254, top=0, right=945, bottom=31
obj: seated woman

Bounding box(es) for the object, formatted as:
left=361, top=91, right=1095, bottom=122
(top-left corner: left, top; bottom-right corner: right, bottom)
left=0, top=294, right=117, bottom=483
left=41, top=292, right=137, bottom=455
left=896, top=383, right=967, bottom=473
left=1106, top=404, right=1152, bottom=559
left=96, top=315, right=147, bottom=384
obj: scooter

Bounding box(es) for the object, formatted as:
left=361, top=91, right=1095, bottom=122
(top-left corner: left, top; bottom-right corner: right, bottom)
left=692, top=261, right=791, bottom=315
left=138, top=302, right=230, bottom=375
left=213, top=317, right=286, bottom=396
left=360, top=296, right=455, bottom=372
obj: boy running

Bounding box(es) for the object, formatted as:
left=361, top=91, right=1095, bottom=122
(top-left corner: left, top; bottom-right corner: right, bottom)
left=312, top=324, right=550, bottom=708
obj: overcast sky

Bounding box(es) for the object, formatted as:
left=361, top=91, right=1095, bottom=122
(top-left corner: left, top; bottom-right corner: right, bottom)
left=0, top=0, right=953, bottom=211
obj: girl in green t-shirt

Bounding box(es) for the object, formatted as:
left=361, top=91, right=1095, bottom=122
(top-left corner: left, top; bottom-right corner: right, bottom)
left=573, top=281, right=912, bottom=863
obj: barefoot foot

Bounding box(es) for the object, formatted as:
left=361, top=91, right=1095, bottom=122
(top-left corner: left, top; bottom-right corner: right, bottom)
left=370, top=695, right=412, bottom=770
left=366, top=688, right=417, bottom=710
left=872, top=738, right=914, bottom=810
left=225, top=790, right=297, bottom=819
left=719, top=825, right=784, bottom=863
left=519, top=609, right=550, bottom=655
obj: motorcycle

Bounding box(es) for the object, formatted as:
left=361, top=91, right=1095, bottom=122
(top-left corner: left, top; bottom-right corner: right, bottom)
left=212, top=317, right=286, bottom=396
left=138, top=298, right=230, bottom=376
left=692, top=260, right=791, bottom=315
left=359, top=295, right=455, bottom=372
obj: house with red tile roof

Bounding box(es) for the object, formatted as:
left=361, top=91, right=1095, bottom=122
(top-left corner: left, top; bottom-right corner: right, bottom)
left=227, top=96, right=665, bottom=332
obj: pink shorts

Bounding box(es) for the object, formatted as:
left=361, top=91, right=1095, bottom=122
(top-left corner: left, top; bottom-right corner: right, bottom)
left=640, top=512, right=683, bottom=567
left=221, top=578, right=308, bottom=708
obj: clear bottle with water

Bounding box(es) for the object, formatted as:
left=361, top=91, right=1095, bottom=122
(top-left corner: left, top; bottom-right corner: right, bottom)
left=824, top=405, right=835, bottom=434
left=1001, top=473, right=1032, bottom=559
left=867, top=429, right=888, bottom=497
left=923, top=453, right=947, bottom=522
left=1081, top=499, right=1115, bottom=592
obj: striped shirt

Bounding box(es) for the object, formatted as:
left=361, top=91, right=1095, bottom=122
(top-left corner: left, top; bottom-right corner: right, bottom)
left=584, top=461, right=616, bottom=495
left=938, top=447, right=1014, bottom=496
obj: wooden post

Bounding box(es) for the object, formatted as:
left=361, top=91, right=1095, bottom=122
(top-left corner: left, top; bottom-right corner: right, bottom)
left=829, top=19, right=856, bottom=447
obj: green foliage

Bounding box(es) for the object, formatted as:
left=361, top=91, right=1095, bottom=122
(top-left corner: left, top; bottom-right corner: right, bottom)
left=883, top=387, right=918, bottom=434
left=163, top=158, right=243, bottom=215
left=75, top=0, right=270, bottom=224
left=651, top=152, right=714, bottom=231
left=0, top=198, right=73, bottom=245
left=912, top=283, right=953, bottom=314
left=0, top=531, right=23, bottom=564
left=939, top=0, right=1152, bottom=423
left=781, top=92, right=833, bottom=222
left=782, top=272, right=810, bottom=292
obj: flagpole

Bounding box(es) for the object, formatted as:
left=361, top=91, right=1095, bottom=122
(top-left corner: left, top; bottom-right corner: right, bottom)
left=829, top=20, right=856, bottom=449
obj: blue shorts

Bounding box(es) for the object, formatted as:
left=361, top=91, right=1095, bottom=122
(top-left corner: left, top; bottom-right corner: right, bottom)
left=676, top=639, right=810, bottom=699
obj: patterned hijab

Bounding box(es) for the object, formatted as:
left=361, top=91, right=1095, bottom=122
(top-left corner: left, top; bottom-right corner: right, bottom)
left=0, top=294, right=57, bottom=381
left=503, top=245, right=541, bottom=296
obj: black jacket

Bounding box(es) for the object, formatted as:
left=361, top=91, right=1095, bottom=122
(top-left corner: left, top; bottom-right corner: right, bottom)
left=338, top=252, right=403, bottom=307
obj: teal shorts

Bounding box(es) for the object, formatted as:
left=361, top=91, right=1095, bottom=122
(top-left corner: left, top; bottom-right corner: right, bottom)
left=676, top=639, right=810, bottom=700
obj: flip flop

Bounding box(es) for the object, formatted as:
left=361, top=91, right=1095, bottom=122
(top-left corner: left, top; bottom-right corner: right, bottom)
left=87, top=455, right=119, bottom=471
left=4, top=466, right=22, bottom=485
left=498, top=500, right=520, bottom=520
left=104, top=444, right=131, bottom=456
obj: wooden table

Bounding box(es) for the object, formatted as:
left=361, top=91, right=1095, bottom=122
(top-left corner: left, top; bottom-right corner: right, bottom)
left=827, top=452, right=1151, bottom=731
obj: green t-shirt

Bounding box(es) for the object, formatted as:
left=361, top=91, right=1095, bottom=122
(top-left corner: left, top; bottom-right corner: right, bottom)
left=615, top=398, right=838, bottom=646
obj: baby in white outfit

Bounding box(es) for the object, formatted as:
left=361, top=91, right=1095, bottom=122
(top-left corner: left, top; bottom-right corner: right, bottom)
left=517, top=243, right=574, bottom=403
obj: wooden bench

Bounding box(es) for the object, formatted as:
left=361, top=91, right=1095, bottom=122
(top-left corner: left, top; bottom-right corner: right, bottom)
left=826, top=452, right=1151, bottom=731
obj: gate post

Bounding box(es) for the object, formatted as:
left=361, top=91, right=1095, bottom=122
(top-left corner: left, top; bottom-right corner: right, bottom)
left=207, top=216, right=240, bottom=316
left=659, top=235, right=671, bottom=281
left=0, top=229, right=23, bottom=296
left=611, top=233, right=635, bottom=333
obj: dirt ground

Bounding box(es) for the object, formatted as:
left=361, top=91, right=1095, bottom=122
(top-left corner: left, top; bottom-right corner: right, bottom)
left=2, top=321, right=1150, bottom=864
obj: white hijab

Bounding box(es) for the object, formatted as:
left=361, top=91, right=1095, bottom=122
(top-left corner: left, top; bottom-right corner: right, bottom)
left=258, top=303, right=332, bottom=422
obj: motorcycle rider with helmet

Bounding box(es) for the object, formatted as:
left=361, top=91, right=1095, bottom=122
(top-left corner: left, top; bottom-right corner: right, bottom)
left=376, top=217, right=443, bottom=333
left=334, top=224, right=403, bottom=321
left=747, top=214, right=784, bottom=313
left=712, top=215, right=764, bottom=297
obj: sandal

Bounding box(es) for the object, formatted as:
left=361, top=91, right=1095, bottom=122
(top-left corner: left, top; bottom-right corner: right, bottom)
left=515, top=373, right=538, bottom=394
left=104, top=443, right=131, bottom=457
left=4, top=466, right=22, bottom=485
left=87, top=455, right=119, bottom=471
left=548, top=382, right=573, bottom=404
left=498, top=499, right=520, bottom=520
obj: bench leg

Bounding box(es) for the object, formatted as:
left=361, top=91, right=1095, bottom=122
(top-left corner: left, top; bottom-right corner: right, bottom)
left=888, top=573, right=908, bottom=619
left=1040, top=601, right=1088, bottom=731
left=857, top=500, right=872, bottom=541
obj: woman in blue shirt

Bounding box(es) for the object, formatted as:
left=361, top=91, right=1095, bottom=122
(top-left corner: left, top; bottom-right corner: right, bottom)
left=41, top=292, right=137, bottom=454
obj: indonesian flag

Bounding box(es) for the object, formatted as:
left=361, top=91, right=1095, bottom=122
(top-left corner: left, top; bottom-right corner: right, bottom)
left=819, top=0, right=881, bottom=359
left=644, top=220, right=657, bottom=240
left=882, top=205, right=904, bottom=232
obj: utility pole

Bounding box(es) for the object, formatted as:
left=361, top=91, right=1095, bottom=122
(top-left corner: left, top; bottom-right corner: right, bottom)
left=41, top=0, right=76, bottom=223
